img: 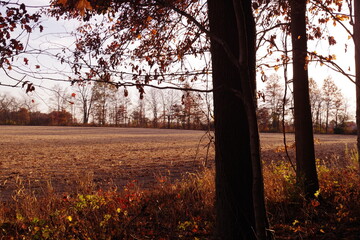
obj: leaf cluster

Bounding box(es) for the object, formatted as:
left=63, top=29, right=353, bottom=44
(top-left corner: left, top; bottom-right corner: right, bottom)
left=0, top=2, right=42, bottom=70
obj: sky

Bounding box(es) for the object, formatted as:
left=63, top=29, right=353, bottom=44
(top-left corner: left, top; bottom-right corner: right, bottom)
left=0, top=0, right=357, bottom=119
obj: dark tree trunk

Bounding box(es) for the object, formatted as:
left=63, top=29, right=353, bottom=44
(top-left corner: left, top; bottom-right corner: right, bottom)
left=355, top=0, right=360, bottom=170
left=208, top=0, right=266, bottom=239
left=290, top=0, right=319, bottom=197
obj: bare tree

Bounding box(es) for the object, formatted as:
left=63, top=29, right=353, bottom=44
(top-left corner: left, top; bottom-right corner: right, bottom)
left=322, top=76, right=341, bottom=133
left=91, top=82, right=117, bottom=125
left=146, top=88, right=160, bottom=127
left=75, top=82, right=94, bottom=124
left=160, top=89, right=179, bottom=128
left=263, top=74, right=285, bottom=132
left=309, top=78, right=323, bottom=133
left=50, top=84, right=68, bottom=112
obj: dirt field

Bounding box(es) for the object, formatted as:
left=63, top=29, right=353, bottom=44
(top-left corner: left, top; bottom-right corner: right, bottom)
left=0, top=126, right=356, bottom=200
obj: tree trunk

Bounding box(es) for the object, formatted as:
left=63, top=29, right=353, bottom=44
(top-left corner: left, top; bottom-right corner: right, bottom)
left=208, top=0, right=267, bottom=239
left=354, top=0, right=360, bottom=170
left=325, top=107, right=329, bottom=133
left=290, top=0, right=319, bottom=197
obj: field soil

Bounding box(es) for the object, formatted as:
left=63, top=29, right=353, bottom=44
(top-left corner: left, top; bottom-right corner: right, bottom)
left=0, top=126, right=356, bottom=201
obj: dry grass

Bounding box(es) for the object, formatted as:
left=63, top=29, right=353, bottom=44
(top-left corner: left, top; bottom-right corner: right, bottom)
left=0, top=126, right=359, bottom=239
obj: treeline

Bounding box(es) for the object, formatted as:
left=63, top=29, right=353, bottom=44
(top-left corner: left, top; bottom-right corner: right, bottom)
left=1, top=76, right=356, bottom=134
left=0, top=82, right=213, bottom=130
left=0, top=93, right=73, bottom=125
left=258, top=74, right=356, bottom=134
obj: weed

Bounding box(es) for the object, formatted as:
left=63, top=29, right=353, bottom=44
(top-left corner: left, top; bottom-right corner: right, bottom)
left=0, top=159, right=359, bottom=239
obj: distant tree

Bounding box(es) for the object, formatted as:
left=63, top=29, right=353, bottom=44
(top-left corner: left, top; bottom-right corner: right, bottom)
left=131, top=99, right=148, bottom=127
left=160, top=90, right=179, bottom=129
left=0, top=94, right=19, bottom=124
left=50, top=84, right=68, bottom=112
left=322, top=77, right=342, bottom=133
left=91, top=81, right=117, bottom=125
left=181, top=84, right=204, bottom=129
left=309, top=78, right=323, bottom=133
left=257, top=107, right=271, bottom=132
left=15, top=108, right=30, bottom=125
left=29, top=111, right=50, bottom=125
left=75, top=82, right=94, bottom=124
left=48, top=110, right=72, bottom=126
left=263, top=74, right=285, bottom=132
left=147, top=88, right=160, bottom=128
left=109, top=91, right=130, bottom=126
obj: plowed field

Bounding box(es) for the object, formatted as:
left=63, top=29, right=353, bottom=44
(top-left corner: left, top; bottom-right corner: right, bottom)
left=0, top=126, right=356, bottom=200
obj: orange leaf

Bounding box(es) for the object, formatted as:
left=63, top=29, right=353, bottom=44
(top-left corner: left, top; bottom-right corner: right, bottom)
left=57, top=0, right=67, bottom=6
left=151, top=29, right=157, bottom=35
left=311, top=199, right=320, bottom=207
left=76, top=0, right=92, bottom=15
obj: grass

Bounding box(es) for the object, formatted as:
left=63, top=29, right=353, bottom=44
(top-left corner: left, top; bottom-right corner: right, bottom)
left=0, top=146, right=359, bottom=239
left=264, top=155, right=360, bottom=239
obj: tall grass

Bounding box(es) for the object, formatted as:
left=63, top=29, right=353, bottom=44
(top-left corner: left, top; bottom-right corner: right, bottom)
left=0, top=154, right=359, bottom=239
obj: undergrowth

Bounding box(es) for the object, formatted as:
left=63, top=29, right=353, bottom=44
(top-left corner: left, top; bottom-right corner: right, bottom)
left=0, top=152, right=359, bottom=239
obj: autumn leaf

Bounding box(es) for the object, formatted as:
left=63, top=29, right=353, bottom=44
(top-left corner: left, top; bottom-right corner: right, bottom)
left=311, top=199, right=320, bottom=207
left=328, top=36, right=336, bottom=45
left=151, top=29, right=157, bottom=35
left=35, top=65, right=40, bottom=69
left=24, top=58, right=28, bottom=65
left=57, top=0, right=67, bottom=6
left=76, top=0, right=93, bottom=16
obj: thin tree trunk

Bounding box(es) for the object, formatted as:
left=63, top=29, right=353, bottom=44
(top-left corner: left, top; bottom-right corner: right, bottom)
left=232, top=0, right=269, bottom=239
left=290, top=0, right=319, bottom=197
left=354, top=0, right=360, bottom=169
left=325, top=107, right=329, bottom=133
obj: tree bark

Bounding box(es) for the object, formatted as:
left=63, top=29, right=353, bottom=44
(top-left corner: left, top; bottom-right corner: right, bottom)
left=354, top=0, right=360, bottom=170
left=208, top=0, right=267, bottom=239
left=290, top=0, right=319, bottom=197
